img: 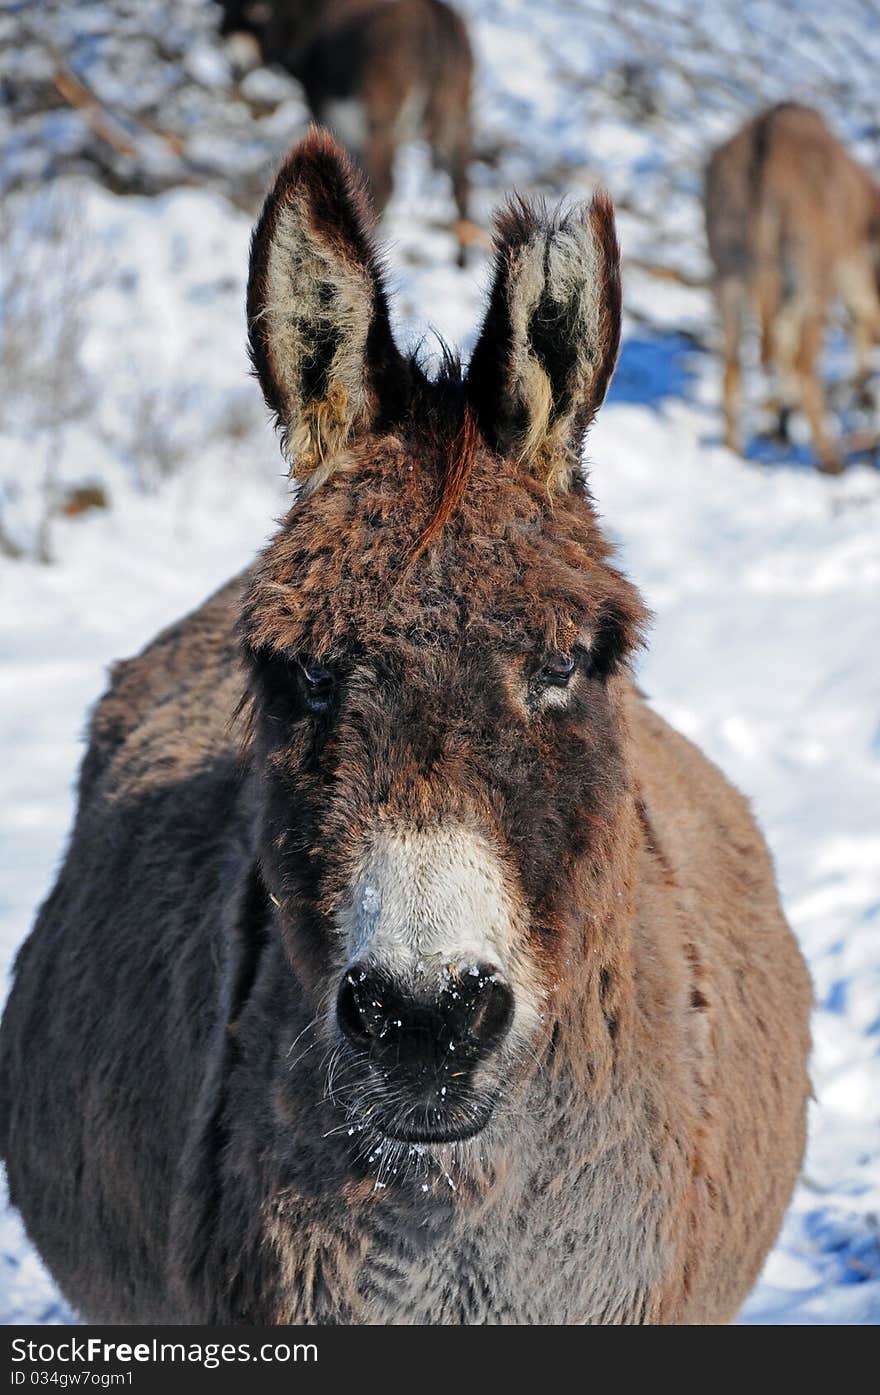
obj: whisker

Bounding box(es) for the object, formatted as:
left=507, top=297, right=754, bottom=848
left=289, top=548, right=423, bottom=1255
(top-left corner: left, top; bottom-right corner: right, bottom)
left=286, top=1012, right=323, bottom=1061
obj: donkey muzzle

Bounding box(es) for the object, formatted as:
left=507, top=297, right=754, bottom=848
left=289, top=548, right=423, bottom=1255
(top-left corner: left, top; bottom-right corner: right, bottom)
left=335, top=961, right=514, bottom=1142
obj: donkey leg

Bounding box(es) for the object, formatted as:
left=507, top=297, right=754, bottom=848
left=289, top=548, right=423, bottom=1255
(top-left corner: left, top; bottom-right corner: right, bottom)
left=449, top=138, right=472, bottom=269
left=767, top=297, right=806, bottom=445
left=837, top=255, right=880, bottom=406
left=754, top=262, right=791, bottom=439
left=755, top=259, right=782, bottom=375
left=796, top=314, right=841, bottom=473
left=441, top=104, right=474, bottom=268
left=426, top=99, right=473, bottom=268
left=445, top=140, right=473, bottom=269
left=851, top=307, right=880, bottom=409
left=717, top=280, right=744, bottom=454
left=364, top=121, right=395, bottom=216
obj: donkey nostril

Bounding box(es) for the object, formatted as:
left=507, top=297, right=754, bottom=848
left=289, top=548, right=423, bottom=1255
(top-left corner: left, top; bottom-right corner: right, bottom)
left=460, top=968, right=514, bottom=1052
left=336, top=967, right=391, bottom=1047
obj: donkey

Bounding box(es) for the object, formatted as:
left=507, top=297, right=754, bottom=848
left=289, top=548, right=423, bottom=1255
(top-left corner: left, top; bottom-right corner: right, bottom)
left=220, top=0, right=474, bottom=263
left=0, top=131, right=811, bottom=1325
left=705, top=103, right=880, bottom=473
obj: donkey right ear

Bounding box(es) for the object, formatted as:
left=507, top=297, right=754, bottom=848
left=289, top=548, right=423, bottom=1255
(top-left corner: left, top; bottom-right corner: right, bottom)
left=247, top=128, right=408, bottom=486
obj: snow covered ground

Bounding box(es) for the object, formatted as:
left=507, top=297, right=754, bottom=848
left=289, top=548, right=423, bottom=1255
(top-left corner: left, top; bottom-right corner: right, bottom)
left=1, top=0, right=879, bottom=1326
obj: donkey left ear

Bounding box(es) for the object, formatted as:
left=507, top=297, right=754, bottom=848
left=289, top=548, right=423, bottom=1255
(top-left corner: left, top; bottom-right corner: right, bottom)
left=247, top=128, right=409, bottom=485
left=466, top=193, right=621, bottom=490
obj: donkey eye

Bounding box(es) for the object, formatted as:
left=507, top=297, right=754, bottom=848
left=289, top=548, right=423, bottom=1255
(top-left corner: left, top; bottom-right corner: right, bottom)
left=300, top=662, right=335, bottom=708
left=537, top=652, right=577, bottom=687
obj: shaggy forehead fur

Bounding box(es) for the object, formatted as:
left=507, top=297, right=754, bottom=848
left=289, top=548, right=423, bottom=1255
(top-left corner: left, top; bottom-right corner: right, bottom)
left=240, top=425, right=646, bottom=664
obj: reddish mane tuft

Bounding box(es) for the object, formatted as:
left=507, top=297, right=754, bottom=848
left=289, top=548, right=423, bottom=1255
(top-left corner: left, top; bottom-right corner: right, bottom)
left=407, top=406, right=480, bottom=565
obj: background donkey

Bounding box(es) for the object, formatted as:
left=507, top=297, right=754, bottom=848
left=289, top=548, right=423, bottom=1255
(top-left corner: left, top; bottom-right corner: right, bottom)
left=0, top=131, right=811, bottom=1325
left=219, top=0, right=474, bottom=262
left=705, top=103, right=880, bottom=472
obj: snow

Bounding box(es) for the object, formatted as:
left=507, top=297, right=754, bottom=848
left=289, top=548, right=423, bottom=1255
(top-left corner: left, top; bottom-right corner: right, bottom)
left=2, top=0, right=879, bottom=1326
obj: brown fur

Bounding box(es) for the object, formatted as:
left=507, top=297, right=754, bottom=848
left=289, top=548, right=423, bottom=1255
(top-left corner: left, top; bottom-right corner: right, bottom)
left=0, top=134, right=811, bottom=1325
left=705, top=102, right=880, bottom=472
left=407, top=405, right=479, bottom=562
left=221, top=0, right=475, bottom=264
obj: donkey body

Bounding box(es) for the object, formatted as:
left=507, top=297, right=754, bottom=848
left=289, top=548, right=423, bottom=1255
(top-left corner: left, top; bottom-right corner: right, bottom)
left=705, top=103, right=880, bottom=472
left=220, top=0, right=474, bottom=261
left=0, top=133, right=810, bottom=1325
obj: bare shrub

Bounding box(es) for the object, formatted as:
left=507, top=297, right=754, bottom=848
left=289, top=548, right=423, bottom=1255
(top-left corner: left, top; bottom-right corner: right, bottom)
left=124, top=382, right=196, bottom=491
left=0, top=184, right=103, bottom=561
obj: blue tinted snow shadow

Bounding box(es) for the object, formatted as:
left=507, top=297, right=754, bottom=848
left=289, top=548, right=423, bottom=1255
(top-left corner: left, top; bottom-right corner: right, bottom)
left=823, top=979, right=848, bottom=1014
left=741, top=433, right=817, bottom=470
left=804, top=1210, right=880, bottom=1288
left=608, top=334, right=698, bottom=409
left=739, top=427, right=879, bottom=472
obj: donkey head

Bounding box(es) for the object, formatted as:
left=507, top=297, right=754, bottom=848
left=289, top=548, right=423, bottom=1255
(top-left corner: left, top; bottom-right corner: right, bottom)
left=241, top=131, right=645, bottom=1150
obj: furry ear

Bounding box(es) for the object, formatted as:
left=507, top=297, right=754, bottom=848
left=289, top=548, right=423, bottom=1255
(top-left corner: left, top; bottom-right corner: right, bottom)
left=465, top=193, right=621, bottom=490
left=247, top=127, right=408, bottom=486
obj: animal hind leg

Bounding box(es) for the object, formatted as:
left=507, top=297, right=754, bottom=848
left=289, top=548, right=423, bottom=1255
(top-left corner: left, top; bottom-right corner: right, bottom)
left=796, top=314, right=841, bottom=473
left=363, top=121, right=396, bottom=216
left=852, top=307, right=880, bottom=409
left=767, top=295, right=811, bottom=449
left=427, top=102, right=473, bottom=268
left=755, top=261, right=799, bottom=442
left=837, top=256, right=880, bottom=408
left=449, top=136, right=472, bottom=269
left=755, top=259, right=782, bottom=376
left=717, top=280, right=744, bottom=454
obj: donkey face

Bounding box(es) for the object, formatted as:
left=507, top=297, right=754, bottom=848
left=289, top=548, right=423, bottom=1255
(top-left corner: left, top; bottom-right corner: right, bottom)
left=241, top=132, right=644, bottom=1147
